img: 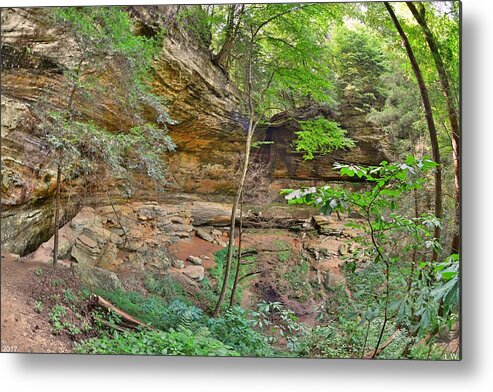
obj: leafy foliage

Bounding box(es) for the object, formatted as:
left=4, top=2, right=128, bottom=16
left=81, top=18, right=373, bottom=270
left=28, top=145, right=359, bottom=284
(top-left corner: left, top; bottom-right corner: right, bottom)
left=282, top=156, right=459, bottom=356
left=253, top=301, right=308, bottom=352
left=330, top=25, right=386, bottom=109
left=207, top=306, right=274, bottom=357
left=41, top=7, right=175, bottom=197
left=93, top=289, right=171, bottom=330
left=209, top=247, right=256, bottom=309
left=44, top=115, right=175, bottom=188
left=76, top=328, right=239, bottom=356
left=294, top=117, right=355, bottom=160
left=51, top=7, right=162, bottom=97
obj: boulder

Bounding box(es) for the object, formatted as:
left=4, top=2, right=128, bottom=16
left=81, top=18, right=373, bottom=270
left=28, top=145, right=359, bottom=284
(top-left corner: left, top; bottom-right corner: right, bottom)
left=98, top=242, right=122, bottom=271
left=304, top=241, right=332, bottom=261
left=338, top=243, right=350, bottom=256
left=187, top=255, right=202, bottom=265
left=323, top=271, right=345, bottom=290
left=29, top=222, right=78, bottom=263
left=139, top=247, right=172, bottom=270
left=170, top=217, right=187, bottom=225
left=75, top=264, right=124, bottom=292
left=124, top=238, right=146, bottom=252
left=170, top=223, right=194, bottom=232
left=83, top=225, right=122, bottom=246
left=172, top=259, right=185, bottom=269
left=195, top=228, right=214, bottom=243
left=71, top=207, right=102, bottom=232
left=71, top=243, right=99, bottom=266
left=189, top=202, right=236, bottom=226
left=77, top=233, right=98, bottom=249
left=127, top=252, right=144, bottom=270
left=216, top=239, right=227, bottom=248
left=312, top=215, right=344, bottom=236
left=181, top=265, right=204, bottom=281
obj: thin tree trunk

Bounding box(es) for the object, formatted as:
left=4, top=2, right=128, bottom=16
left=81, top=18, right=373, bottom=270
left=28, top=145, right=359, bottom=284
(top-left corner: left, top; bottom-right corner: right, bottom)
left=52, top=61, right=80, bottom=268
left=385, top=2, right=442, bottom=262
left=212, top=124, right=254, bottom=317
left=229, top=190, right=244, bottom=307
left=53, top=161, right=62, bottom=268
left=407, top=2, right=460, bottom=254
left=213, top=36, right=256, bottom=317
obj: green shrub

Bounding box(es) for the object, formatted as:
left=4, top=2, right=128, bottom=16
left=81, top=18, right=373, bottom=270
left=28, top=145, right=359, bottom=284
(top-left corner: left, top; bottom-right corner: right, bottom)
left=285, top=258, right=313, bottom=302
left=208, top=306, right=274, bottom=357
left=273, top=240, right=291, bottom=262
left=33, top=300, right=44, bottom=314
left=297, top=324, right=350, bottom=358
left=164, top=300, right=206, bottom=331
left=193, top=277, right=218, bottom=313
left=76, top=328, right=239, bottom=356
left=34, top=267, right=44, bottom=277
left=143, top=274, right=188, bottom=303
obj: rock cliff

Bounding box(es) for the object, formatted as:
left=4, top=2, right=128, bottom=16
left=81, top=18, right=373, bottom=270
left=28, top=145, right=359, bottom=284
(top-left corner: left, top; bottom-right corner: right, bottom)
left=1, top=7, right=245, bottom=254
left=1, top=6, right=389, bottom=255
left=257, top=104, right=390, bottom=191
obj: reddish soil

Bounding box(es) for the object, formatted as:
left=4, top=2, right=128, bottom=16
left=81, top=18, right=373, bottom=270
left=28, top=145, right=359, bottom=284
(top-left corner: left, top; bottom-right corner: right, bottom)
left=1, top=254, right=74, bottom=353
left=169, top=233, right=223, bottom=270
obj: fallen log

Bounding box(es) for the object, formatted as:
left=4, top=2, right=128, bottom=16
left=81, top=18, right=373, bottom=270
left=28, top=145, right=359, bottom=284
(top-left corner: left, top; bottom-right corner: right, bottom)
left=89, top=294, right=150, bottom=330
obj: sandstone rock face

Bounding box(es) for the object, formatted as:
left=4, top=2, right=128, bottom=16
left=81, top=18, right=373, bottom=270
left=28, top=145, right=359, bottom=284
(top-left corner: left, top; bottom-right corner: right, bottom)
left=1, top=7, right=389, bottom=257
left=0, top=7, right=246, bottom=255
left=28, top=202, right=193, bottom=272
left=1, top=200, right=57, bottom=255
left=257, top=105, right=391, bottom=191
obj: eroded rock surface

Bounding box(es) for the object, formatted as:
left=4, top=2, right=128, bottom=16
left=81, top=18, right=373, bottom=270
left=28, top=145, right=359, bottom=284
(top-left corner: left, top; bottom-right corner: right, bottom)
left=28, top=203, right=193, bottom=272
left=1, top=7, right=389, bottom=257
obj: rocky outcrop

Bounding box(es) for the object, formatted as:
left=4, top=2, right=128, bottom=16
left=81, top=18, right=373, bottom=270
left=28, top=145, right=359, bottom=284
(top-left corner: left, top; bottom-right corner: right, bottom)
left=257, top=104, right=391, bottom=190
left=1, top=7, right=244, bottom=254
left=1, top=6, right=389, bottom=256
left=180, top=265, right=205, bottom=281
left=74, top=264, right=124, bottom=292
left=29, top=203, right=193, bottom=271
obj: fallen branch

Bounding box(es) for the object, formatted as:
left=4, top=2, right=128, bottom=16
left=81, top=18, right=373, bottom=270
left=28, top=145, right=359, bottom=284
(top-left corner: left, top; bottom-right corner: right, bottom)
left=89, top=294, right=150, bottom=330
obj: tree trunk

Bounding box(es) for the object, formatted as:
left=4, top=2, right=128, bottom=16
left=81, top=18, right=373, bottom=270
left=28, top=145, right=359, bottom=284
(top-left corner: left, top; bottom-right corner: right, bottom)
left=52, top=161, right=62, bottom=268
left=407, top=2, right=460, bottom=255
left=385, top=2, right=443, bottom=262
left=213, top=36, right=255, bottom=317
left=213, top=4, right=244, bottom=69
left=229, top=190, right=244, bottom=307
left=212, top=124, right=254, bottom=317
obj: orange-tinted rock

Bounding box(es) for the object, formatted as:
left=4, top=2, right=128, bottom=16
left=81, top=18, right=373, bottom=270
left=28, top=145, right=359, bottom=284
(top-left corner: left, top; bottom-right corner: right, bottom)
left=1, top=7, right=389, bottom=256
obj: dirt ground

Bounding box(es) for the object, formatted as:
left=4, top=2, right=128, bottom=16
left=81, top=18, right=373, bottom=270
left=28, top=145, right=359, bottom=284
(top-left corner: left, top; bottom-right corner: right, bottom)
left=1, top=254, right=74, bottom=353
left=0, top=224, right=355, bottom=353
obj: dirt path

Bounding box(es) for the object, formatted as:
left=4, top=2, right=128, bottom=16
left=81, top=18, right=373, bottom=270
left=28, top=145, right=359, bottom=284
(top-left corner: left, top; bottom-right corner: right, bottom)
left=1, top=255, right=73, bottom=353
